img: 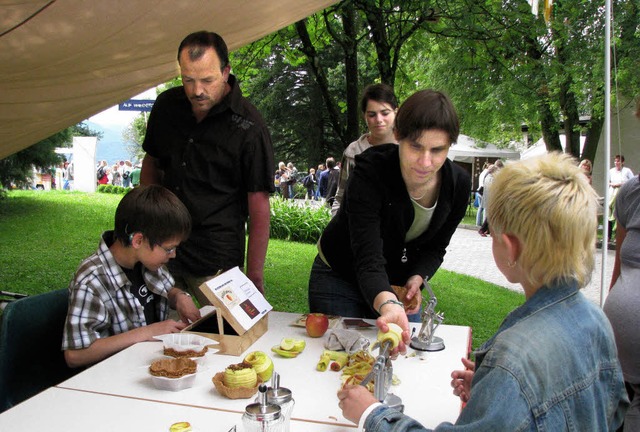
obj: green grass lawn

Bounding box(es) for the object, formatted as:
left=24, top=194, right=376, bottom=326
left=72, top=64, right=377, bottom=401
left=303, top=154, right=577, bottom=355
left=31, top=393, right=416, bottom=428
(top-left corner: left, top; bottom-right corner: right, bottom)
left=0, top=190, right=524, bottom=351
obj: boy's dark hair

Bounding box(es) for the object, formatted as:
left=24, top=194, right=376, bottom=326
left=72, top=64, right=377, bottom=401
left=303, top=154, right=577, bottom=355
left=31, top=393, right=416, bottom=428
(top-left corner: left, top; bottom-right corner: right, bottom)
left=360, top=83, right=398, bottom=113
left=394, top=89, right=459, bottom=145
left=178, top=31, right=229, bottom=71
left=113, top=185, right=191, bottom=248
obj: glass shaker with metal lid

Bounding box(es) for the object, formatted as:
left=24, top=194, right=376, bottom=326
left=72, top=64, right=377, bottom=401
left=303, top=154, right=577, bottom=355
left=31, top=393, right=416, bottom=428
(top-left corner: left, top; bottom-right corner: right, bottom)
left=265, top=372, right=294, bottom=432
left=242, top=384, right=284, bottom=432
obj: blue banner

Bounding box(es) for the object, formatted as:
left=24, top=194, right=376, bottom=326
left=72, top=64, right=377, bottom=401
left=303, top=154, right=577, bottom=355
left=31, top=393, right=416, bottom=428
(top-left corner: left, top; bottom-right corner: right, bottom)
left=118, top=99, right=155, bottom=112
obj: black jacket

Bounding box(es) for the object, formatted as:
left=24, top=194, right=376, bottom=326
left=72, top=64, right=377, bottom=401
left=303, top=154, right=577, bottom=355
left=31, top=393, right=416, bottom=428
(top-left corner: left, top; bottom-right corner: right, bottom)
left=319, top=144, right=471, bottom=307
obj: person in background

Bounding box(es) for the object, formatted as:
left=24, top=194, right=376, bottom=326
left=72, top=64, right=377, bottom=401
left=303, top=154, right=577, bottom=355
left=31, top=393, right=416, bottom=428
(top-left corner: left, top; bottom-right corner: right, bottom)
left=318, top=157, right=334, bottom=200
left=62, top=185, right=201, bottom=368
left=287, top=162, right=298, bottom=199
left=141, top=31, right=274, bottom=296
left=475, top=161, right=490, bottom=226
left=608, top=154, right=635, bottom=241
left=97, top=160, right=109, bottom=185
left=111, top=163, right=122, bottom=186
left=304, top=167, right=317, bottom=201
left=579, top=158, right=593, bottom=185
left=604, top=100, right=640, bottom=432
left=276, top=161, right=291, bottom=199
left=309, top=89, right=471, bottom=334
left=478, top=160, right=504, bottom=237
left=315, top=163, right=325, bottom=200
left=338, top=153, right=628, bottom=431
left=331, top=83, right=399, bottom=216
left=122, top=160, right=133, bottom=188
left=129, top=162, right=142, bottom=188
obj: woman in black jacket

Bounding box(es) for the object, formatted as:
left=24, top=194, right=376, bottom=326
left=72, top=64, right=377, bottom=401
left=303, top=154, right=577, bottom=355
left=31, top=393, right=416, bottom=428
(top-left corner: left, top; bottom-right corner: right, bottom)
left=308, top=89, right=471, bottom=346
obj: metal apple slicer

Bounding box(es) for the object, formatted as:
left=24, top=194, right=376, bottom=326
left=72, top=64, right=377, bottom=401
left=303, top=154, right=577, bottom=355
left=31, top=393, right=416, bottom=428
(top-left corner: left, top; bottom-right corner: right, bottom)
left=360, top=336, right=404, bottom=412
left=410, top=278, right=445, bottom=352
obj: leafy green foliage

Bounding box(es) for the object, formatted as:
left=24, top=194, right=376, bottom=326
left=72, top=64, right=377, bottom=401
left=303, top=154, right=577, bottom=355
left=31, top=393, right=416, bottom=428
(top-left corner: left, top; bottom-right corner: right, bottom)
left=269, top=198, right=331, bottom=243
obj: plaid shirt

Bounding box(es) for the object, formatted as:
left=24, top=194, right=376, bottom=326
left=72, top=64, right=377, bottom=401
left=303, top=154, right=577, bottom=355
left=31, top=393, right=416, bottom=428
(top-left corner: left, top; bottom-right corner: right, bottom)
left=62, top=231, right=174, bottom=350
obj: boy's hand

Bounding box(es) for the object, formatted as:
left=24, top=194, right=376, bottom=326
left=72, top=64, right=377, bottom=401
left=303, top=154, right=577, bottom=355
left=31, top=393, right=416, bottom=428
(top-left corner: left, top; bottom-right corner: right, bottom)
left=451, top=357, right=475, bottom=403
left=176, top=293, right=201, bottom=324
left=337, top=384, right=378, bottom=424
left=147, top=320, right=187, bottom=340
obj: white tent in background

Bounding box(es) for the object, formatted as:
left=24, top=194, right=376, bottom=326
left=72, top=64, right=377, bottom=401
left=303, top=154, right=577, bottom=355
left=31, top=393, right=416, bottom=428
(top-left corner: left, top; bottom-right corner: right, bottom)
left=448, top=135, right=521, bottom=189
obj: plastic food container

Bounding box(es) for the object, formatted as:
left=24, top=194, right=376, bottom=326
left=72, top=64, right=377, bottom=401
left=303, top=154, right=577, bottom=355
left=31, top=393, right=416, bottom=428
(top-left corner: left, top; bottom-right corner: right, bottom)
left=151, top=372, right=197, bottom=391
left=154, top=333, right=217, bottom=358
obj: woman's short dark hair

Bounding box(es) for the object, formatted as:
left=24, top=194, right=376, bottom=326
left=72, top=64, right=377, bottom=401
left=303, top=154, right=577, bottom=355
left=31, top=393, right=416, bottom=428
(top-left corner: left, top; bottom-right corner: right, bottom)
left=360, top=83, right=398, bottom=113
left=394, top=89, right=459, bottom=144
left=177, top=31, right=229, bottom=70
left=114, top=185, right=192, bottom=248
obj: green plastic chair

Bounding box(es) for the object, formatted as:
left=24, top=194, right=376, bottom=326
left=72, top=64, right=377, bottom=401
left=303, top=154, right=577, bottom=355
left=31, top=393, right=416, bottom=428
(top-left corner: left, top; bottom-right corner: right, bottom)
left=0, top=289, right=78, bottom=413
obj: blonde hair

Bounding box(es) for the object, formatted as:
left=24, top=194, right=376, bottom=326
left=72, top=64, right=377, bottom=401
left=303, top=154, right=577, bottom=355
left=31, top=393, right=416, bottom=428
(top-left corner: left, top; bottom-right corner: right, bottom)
left=487, top=153, right=598, bottom=288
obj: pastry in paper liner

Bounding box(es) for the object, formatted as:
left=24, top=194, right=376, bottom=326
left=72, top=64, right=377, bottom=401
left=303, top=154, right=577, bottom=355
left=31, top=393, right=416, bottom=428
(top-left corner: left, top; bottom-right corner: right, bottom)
left=392, top=285, right=420, bottom=310
left=149, top=357, right=197, bottom=378
left=154, top=333, right=213, bottom=358
left=212, top=372, right=263, bottom=399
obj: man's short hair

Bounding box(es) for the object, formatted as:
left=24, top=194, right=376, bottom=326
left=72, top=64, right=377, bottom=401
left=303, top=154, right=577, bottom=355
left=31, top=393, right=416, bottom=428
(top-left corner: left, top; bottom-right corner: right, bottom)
left=114, top=185, right=191, bottom=248
left=326, top=157, right=336, bottom=169
left=394, top=89, right=459, bottom=145
left=487, top=153, right=598, bottom=289
left=177, top=31, right=229, bottom=71
left=614, top=154, right=625, bottom=163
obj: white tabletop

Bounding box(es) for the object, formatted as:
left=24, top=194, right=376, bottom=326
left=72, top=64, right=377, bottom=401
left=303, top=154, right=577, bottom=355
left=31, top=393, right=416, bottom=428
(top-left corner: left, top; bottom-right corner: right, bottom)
left=1, top=311, right=470, bottom=431
left=58, top=312, right=469, bottom=428
left=0, top=387, right=346, bottom=432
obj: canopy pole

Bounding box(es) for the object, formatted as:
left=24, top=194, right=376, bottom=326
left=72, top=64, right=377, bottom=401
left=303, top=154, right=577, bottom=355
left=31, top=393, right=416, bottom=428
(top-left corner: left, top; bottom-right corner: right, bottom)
left=600, top=0, right=612, bottom=308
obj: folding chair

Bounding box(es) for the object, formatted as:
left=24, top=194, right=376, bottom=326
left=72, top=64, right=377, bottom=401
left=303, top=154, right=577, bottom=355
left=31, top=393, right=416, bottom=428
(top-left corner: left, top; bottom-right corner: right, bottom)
left=0, top=289, right=79, bottom=413
left=0, top=290, right=27, bottom=312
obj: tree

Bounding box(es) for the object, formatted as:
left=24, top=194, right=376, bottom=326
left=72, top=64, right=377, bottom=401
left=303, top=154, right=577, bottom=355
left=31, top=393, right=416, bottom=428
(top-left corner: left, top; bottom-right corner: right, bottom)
left=419, top=0, right=639, bottom=160
left=0, top=123, right=101, bottom=190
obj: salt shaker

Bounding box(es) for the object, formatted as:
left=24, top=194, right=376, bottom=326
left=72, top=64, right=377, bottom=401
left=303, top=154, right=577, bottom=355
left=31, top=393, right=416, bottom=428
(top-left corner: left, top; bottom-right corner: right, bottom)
left=243, top=384, right=284, bottom=432
left=266, top=372, right=295, bottom=432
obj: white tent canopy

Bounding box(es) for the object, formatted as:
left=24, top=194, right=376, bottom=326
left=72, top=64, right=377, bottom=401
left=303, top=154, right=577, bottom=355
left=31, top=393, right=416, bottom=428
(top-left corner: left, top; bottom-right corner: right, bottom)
left=448, top=135, right=521, bottom=163
left=0, top=0, right=338, bottom=160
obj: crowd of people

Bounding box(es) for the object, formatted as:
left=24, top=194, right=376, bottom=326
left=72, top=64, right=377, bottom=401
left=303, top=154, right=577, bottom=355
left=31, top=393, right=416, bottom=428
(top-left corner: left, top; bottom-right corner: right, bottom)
left=96, top=159, right=141, bottom=188
left=60, top=30, right=635, bottom=431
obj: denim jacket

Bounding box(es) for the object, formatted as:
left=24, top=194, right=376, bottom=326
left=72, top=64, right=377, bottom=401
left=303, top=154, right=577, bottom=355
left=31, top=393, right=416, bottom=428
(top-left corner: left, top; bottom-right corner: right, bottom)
left=364, top=280, right=628, bottom=432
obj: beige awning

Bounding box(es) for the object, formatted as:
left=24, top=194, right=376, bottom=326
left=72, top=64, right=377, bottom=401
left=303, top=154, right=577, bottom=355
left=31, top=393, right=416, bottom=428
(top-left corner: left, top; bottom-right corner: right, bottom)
left=0, top=0, right=338, bottom=159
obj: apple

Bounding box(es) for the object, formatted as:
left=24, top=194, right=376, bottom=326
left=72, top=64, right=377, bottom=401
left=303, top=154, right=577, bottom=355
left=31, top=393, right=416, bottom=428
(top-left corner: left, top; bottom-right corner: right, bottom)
left=305, top=313, right=329, bottom=338
left=243, top=351, right=274, bottom=381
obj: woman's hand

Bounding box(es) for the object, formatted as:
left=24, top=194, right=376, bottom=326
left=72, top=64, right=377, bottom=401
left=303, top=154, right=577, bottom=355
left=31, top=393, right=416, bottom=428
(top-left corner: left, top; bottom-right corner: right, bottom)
left=338, top=384, right=378, bottom=424
left=374, top=292, right=410, bottom=356
left=403, top=275, right=424, bottom=315
left=451, top=357, right=475, bottom=403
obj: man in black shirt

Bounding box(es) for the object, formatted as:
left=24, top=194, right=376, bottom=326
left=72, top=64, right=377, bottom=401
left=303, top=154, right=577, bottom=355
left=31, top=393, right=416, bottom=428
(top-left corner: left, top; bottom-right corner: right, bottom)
left=141, top=31, right=275, bottom=297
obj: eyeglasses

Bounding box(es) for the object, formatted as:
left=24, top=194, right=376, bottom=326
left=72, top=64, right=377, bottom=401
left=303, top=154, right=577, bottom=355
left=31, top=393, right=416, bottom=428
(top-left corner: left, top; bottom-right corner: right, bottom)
left=156, top=244, right=178, bottom=255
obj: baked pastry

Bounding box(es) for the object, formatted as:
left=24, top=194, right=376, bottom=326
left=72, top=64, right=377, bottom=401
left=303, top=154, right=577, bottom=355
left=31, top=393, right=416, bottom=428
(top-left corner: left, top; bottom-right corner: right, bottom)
left=163, top=345, right=208, bottom=358
left=149, top=357, right=197, bottom=378
left=392, top=285, right=420, bottom=310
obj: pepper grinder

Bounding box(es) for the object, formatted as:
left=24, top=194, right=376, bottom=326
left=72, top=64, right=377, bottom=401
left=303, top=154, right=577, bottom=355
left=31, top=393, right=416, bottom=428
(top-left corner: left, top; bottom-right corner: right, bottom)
left=242, top=384, right=284, bottom=432
left=266, top=372, right=294, bottom=432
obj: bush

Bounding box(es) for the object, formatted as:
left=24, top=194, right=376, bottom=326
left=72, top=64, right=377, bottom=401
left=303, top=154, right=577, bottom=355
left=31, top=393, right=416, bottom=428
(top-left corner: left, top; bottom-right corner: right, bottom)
left=269, top=198, right=330, bottom=243
left=103, top=184, right=113, bottom=193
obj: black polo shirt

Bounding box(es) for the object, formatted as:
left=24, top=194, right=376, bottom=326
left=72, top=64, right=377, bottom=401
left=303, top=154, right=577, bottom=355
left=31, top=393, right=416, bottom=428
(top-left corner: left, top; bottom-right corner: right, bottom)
left=142, top=75, right=275, bottom=276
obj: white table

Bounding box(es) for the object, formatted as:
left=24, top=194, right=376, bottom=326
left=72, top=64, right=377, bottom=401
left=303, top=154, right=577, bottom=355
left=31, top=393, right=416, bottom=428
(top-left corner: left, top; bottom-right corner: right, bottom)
left=1, top=311, right=471, bottom=431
